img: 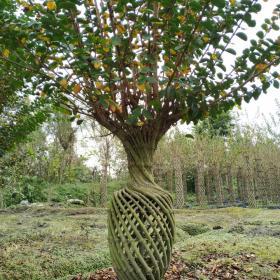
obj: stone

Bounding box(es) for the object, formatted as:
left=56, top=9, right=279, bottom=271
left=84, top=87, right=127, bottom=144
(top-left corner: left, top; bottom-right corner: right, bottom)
left=67, top=199, right=85, bottom=205
left=20, top=200, right=30, bottom=206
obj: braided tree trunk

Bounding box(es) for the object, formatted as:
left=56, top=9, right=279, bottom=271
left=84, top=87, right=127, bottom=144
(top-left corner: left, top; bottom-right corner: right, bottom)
left=236, top=166, right=244, bottom=202
left=226, top=165, right=235, bottom=205
left=174, top=155, right=185, bottom=208
left=213, top=163, right=223, bottom=206
left=108, top=137, right=175, bottom=280
left=245, top=156, right=257, bottom=208
left=195, top=161, right=207, bottom=206
left=204, top=169, right=212, bottom=204
left=254, top=158, right=267, bottom=206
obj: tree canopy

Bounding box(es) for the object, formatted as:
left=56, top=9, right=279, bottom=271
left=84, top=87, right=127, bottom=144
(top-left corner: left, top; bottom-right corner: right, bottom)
left=1, top=0, right=279, bottom=146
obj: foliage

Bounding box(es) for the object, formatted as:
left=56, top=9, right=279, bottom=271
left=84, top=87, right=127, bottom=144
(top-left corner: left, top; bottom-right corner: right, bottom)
left=193, top=110, right=235, bottom=137
left=0, top=29, right=50, bottom=155
left=0, top=125, right=94, bottom=207
left=179, top=223, right=210, bottom=236
left=0, top=0, right=279, bottom=140
left=154, top=121, right=280, bottom=208
left=264, top=99, right=280, bottom=144
left=0, top=91, right=50, bottom=156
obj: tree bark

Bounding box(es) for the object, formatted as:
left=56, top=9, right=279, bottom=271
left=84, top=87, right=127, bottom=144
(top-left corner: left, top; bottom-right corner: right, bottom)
left=167, top=167, right=173, bottom=193
left=236, top=166, right=244, bottom=202
left=227, top=165, right=235, bottom=205
left=213, top=163, right=223, bottom=206
left=195, top=161, right=207, bottom=206
left=100, top=137, right=110, bottom=207
left=245, top=156, right=257, bottom=208
left=174, top=155, right=185, bottom=208
left=204, top=169, right=212, bottom=204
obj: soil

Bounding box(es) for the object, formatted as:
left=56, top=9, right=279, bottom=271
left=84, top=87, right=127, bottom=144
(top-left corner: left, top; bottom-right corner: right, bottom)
left=72, top=251, right=280, bottom=280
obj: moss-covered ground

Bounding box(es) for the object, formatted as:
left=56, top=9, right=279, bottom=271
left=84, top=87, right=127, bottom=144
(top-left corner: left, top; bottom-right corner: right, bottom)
left=0, top=206, right=279, bottom=279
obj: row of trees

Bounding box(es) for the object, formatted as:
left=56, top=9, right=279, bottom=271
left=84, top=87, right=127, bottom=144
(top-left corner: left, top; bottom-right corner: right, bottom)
left=154, top=125, right=280, bottom=209
left=2, top=109, right=280, bottom=210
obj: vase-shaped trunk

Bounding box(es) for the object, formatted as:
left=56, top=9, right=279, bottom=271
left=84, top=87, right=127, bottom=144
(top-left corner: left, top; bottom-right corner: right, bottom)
left=108, top=136, right=175, bottom=280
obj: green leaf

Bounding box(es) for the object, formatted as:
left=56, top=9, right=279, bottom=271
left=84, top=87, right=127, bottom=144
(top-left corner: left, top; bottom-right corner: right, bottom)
left=112, top=36, right=122, bottom=46
left=189, top=0, right=201, bottom=11
left=251, top=3, right=262, bottom=13
left=216, top=63, right=226, bottom=72
left=236, top=32, right=248, bottom=41
left=53, top=106, right=72, bottom=115
left=211, top=0, right=226, bottom=8
left=225, top=48, right=237, bottom=55
left=142, top=109, right=153, bottom=120
left=256, top=31, right=264, bottom=39
left=273, top=80, right=279, bottom=89
left=217, top=72, right=223, bottom=79
left=58, top=1, right=77, bottom=10
left=185, top=133, right=194, bottom=139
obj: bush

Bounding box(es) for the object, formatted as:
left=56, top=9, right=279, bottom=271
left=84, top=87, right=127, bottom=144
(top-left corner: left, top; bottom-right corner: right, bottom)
left=180, top=223, right=210, bottom=236
left=2, top=176, right=48, bottom=207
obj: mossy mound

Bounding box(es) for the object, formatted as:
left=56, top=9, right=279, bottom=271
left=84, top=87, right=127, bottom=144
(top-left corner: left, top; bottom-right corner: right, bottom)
left=179, top=223, right=210, bottom=236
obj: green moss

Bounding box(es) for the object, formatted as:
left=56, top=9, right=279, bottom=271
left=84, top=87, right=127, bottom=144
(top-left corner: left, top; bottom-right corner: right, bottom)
left=179, top=223, right=210, bottom=236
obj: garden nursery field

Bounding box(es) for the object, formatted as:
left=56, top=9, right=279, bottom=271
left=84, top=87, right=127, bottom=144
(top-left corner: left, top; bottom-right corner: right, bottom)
left=0, top=205, right=280, bottom=280
left=1, top=0, right=280, bottom=280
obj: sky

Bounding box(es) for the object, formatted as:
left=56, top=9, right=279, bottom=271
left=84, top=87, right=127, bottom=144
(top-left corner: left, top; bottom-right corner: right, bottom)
left=76, top=0, right=280, bottom=168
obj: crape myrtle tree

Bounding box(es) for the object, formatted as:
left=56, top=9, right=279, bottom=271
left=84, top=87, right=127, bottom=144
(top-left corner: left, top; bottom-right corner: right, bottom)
left=1, top=0, right=280, bottom=278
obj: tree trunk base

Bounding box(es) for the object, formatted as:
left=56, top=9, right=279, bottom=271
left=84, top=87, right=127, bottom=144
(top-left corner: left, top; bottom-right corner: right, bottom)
left=108, top=187, right=175, bottom=280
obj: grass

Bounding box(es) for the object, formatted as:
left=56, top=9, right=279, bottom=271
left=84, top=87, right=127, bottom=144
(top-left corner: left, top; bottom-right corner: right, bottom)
left=0, top=206, right=279, bottom=279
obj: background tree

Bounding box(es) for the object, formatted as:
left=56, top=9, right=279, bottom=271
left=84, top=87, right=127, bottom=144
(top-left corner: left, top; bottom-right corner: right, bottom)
left=1, top=1, right=279, bottom=279
left=194, top=110, right=235, bottom=137
left=47, top=114, right=78, bottom=183
left=0, top=9, right=50, bottom=155
left=89, top=124, right=114, bottom=207
left=170, top=133, right=185, bottom=209
left=0, top=74, right=50, bottom=156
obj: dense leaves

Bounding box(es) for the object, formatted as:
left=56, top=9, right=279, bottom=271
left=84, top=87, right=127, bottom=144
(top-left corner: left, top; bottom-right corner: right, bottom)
left=194, top=111, right=235, bottom=137
left=0, top=62, right=50, bottom=155
left=0, top=0, right=279, bottom=138
left=0, top=84, right=50, bottom=157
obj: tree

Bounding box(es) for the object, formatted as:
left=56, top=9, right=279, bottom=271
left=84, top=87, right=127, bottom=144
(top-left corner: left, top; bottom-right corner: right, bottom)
left=194, top=110, right=235, bottom=137
left=47, top=114, right=78, bottom=183
left=0, top=63, right=50, bottom=155
left=92, top=124, right=113, bottom=207
left=1, top=1, right=279, bottom=279
left=170, top=131, right=189, bottom=209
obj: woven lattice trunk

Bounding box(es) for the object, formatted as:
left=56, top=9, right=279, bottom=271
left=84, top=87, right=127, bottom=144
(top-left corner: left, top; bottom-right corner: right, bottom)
left=174, top=155, right=185, bottom=209
left=108, top=137, right=175, bottom=280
